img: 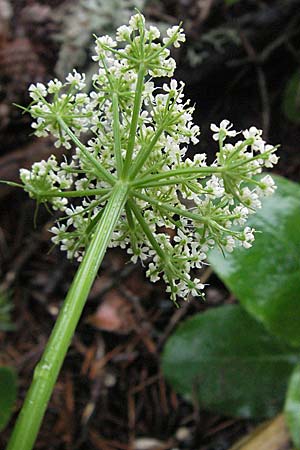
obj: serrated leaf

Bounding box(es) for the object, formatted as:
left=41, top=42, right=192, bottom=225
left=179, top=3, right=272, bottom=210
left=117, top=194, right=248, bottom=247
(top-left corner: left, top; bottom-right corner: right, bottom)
left=162, top=305, right=299, bottom=418
left=282, top=70, right=300, bottom=124
left=208, top=175, right=300, bottom=347
left=0, top=367, right=17, bottom=431
left=284, top=364, right=300, bottom=449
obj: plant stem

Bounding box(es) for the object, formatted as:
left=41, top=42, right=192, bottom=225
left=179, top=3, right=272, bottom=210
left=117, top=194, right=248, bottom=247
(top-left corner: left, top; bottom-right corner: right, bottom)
left=132, top=166, right=223, bottom=187
left=58, top=118, right=116, bottom=186
left=122, top=64, right=145, bottom=177
left=112, top=93, right=123, bottom=175
left=6, top=182, right=129, bottom=450
left=128, top=198, right=166, bottom=260
left=133, top=191, right=208, bottom=224
left=29, top=188, right=111, bottom=199
left=129, top=123, right=165, bottom=180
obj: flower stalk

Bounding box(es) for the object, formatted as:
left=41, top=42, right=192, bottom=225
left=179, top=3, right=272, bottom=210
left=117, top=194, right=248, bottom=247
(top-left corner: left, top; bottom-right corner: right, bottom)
left=122, top=64, right=146, bottom=176
left=6, top=182, right=129, bottom=450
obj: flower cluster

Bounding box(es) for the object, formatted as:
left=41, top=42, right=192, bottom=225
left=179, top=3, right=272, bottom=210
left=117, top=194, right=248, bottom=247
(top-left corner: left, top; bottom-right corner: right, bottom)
left=20, top=13, right=279, bottom=302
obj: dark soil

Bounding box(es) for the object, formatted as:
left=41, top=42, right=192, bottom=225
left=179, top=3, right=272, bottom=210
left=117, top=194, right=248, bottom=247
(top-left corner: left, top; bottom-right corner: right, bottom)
left=1, top=1, right=300, bottom=449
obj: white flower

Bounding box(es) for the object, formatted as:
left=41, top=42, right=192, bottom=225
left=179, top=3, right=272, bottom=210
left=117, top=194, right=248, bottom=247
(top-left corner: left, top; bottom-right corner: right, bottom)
left=241, top=187, right=261, bottom=209
left=96, top=35, right=117, bottom=48
left=163, top=79, right=183, bottom=95
left=163, top=26, right=186, bottom=48
left=243, top=226, right=255, bottom=248
left=148, top=25, right=160, bottom=40
left=128, top=245, right=151, bottom=264
left=174, top=229, right=193, bottom=253
left=205, top=175, right=224, bottom=198
left=50, top=224, right=67, bottom=245
left=225, top=236, right=235, bottom=252
left=243, top=126, right=265, bottom=152
left=147, top=262, right=160, bottom=283
left=233, top=205, right=249, bottom=226
left=116, top=25, right=132, bottom=42
left=210, top=120, right=237, bottom=141
left=243, top=126, right=262, bottom=140
left=261, top=145, right=279, bottom=167
left=129, top=13, right=145, bottom=31
left=66, top=70, right=86, bottom=90
left=257, top=175, right=276, bottom=196
left=28, top=83, right=47, bottom=100
left=48, top=79, right=62, bottom=94
left=190, top=278, right=205, bottom=296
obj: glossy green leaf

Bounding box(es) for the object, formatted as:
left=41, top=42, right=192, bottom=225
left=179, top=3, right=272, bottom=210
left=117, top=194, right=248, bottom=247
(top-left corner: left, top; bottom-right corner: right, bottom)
left=208, top=175, right=300, bottom=347
left=284, top=364, right=300, bottom=449
left=282, top=70, right=300, bottom=124
left=0, top=366, right=17, bottom=431
left=162, top=305, right=299, bottom=418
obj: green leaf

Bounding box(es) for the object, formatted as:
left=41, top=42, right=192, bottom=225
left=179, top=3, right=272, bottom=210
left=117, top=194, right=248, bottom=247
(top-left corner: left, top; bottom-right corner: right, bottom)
left=162, top=305, right=299, bottom=418
left=208, top=175, right=300, bottom=347
left=282, top=70, right=300, bottom=123
left=0, top=367, right=17, bottom=431
left=284, top=364, right=300, bottom=449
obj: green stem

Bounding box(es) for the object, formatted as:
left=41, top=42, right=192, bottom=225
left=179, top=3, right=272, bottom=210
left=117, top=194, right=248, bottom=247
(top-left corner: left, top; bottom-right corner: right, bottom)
left=133, top=191, right=208, bottom=224
left=122, top=65, right=145, bottom=177
left=128, top=199, right=177, bottom=295
left=133, top=177, right=198, bottom=189
left=0, top=180, right=24, bottom=188
left=6, top=182, right=129, bottom=450
left=228, top=150, right=275, bottom=170
left=112, top=93, right=123, bottom=175
left=129, top=124, right=165, bottom=179
left=132, top=166, right=223, bottom=187
left=127, top=198, right=166, bottom=260
left=30, top=188, right=111, bottom=199
left=58, top=118, right=116, bottom=186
